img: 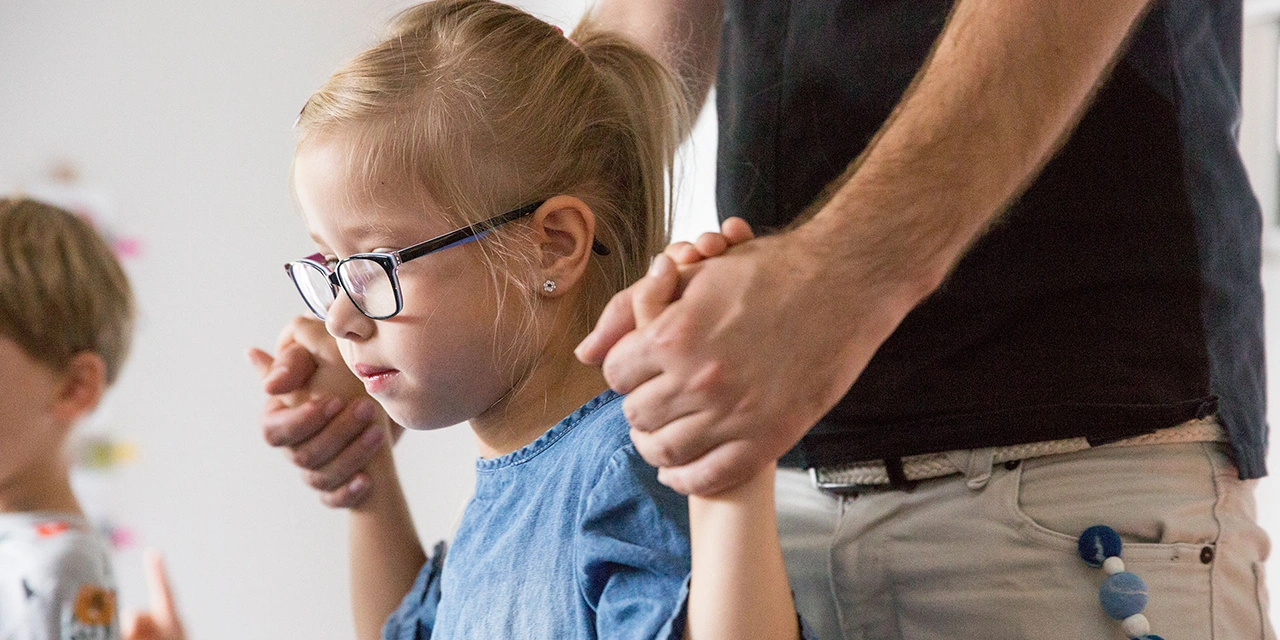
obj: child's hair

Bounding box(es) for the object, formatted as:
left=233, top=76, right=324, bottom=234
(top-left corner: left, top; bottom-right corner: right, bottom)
left=293, top=0, right=689, bottom=336
left=0, top=197, right=134, bottom=384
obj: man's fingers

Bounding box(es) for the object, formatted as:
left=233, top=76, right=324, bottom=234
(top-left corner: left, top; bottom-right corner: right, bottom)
left=262, top=397, right=343, bottom=448
left=628, top=411, right=725, bottom=469
left=304, top=422, right=387, bottom=492
left=632, top=254, right=679, bottom=329
left=656, top=440, right=764, bottom=497
left=319, top=472, right=373, bottom=509
left=143, top=550, right=181, bottom=629
left=288, top=398, right=378, bottom=471
left=262, top=342, right=320, bottom=395
left=720, top=217, right=755, bottom=244
left=620, top=372, right=701, bottom=434
left=246, top=348, right=274, bottom=378
left=576, top=287, right=637, bottom=366
left=599, top=327, right=667, bottom=394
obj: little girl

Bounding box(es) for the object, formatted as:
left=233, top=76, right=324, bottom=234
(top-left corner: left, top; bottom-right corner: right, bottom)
left=274, top=1, right=806, bottom=638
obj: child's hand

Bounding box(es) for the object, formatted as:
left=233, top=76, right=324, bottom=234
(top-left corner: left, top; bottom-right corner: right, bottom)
left=248, top=317, right=401, bottom=508
left=661, top=217, right=755, bottom=265
left=122, top=551, right=185, bottom=640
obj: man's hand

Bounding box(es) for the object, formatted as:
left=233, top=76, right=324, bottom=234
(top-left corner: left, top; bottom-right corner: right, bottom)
left=578, top=218, right=755, bottom=365
left=579, top=223, right=918, bottom=496
left=122, top=551, right=185, bottom=640
left=248, top=317, right=400, bottom=508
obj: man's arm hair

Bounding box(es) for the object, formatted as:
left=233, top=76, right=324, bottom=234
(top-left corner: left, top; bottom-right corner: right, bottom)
left=595, top=0, right=723, bottom=118
left=797, top=0, right=1156, bottom=307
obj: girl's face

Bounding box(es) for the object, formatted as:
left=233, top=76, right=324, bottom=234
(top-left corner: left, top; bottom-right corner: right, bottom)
left=293, top=142, right=531, bottom=431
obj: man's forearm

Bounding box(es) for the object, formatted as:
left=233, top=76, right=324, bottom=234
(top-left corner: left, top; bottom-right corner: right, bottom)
left=802, top=0, right=1154, bottom=306
left=594, top=0, right=722, bottom=117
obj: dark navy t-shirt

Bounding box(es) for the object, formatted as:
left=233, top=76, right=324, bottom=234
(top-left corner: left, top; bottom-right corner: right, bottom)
left=717, top=0, right=1267, bottom=478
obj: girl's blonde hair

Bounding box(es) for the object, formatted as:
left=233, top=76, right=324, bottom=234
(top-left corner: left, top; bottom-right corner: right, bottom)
left=294, top=0, right=689, bottom=335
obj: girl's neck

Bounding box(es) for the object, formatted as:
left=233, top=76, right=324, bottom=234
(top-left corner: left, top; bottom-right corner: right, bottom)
left=470, top=337, right=609, bottom=459
left=0, top=448, right=82, bottom=515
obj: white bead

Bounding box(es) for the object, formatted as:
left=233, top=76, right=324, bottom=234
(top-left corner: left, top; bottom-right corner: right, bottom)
left=1121, top=613, right=1150, bottom=638
left=1103, top=556, right=1126, bottom=575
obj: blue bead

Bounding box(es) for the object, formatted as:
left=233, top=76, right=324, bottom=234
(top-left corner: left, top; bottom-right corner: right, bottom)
left=1078, top=525, right=1123, bottom=567
left=1099, top=572, right=1148, bottom=620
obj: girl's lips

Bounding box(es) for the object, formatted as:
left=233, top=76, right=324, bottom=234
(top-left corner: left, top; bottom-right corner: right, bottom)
left=353, top=364, right=399, bottom=392
left=353, top=364, right=398, bottom=378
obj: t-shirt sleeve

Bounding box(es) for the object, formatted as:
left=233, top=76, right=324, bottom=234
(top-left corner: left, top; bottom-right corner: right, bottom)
left=48, top=535, right=120, bottom=640
left=381, top=540, right=446, bottom=640
left=575, top=444, right=692, bottom=640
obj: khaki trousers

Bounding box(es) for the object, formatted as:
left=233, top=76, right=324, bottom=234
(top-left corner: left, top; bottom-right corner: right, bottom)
left=777, top=443, right=1276, bottom=640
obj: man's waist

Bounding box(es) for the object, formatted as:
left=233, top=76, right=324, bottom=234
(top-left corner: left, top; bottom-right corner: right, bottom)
left=808, top=417, right=1225, bottom=492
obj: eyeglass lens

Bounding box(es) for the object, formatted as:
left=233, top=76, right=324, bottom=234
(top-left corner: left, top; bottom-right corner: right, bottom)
left=337, top=258, right=398, bottom=318
left=290, top=262, right=336, bottom=320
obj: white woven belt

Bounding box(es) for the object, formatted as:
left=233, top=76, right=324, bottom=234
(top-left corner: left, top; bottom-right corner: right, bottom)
left=809, top=417, right=1225, bottom=491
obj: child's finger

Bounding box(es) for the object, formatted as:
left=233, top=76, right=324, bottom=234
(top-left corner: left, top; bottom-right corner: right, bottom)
left=692, top=232, right=729, bottom=258
left=663, top=241, right=703, bottom=265
left=632, top=254, right=679, bottom=329
left=276, top=315, right=337, bottom=358
left=720, top=217, right=755, bottom=245
left=246, top=348, right=275, bottom=379
left=122, top=611, right=157, bottom=640
left=143, top=550, right=183, bottom=635
left=262, top=342, right=320, bottom=395
left=576, top=288, right=637, bottom=366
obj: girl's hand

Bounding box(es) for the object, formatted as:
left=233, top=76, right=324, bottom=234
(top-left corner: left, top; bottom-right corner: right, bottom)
left=122, top=551, right=185, bottom=640
left=248, top=317, right=401, bottom=508
left=661, top=217, right=755, bottom=265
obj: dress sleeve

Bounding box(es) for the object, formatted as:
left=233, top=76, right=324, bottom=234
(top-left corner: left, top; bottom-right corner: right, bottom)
left=574, top=446, right=820, bottom=640
left=381, top=540, right=447, bottom=640
left=575, top=444, right=692, bottom=640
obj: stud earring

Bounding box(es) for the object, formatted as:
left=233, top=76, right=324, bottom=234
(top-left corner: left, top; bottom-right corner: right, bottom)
left=543, top=280, right=557, bottom=293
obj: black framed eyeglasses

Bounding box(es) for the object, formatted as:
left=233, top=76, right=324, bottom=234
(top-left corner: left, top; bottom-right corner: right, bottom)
left=285, top=200, right=610, bottom=321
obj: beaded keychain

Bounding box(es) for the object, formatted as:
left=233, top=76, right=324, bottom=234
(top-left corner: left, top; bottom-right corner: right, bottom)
left=1077, top=525, right=1164, bottom=639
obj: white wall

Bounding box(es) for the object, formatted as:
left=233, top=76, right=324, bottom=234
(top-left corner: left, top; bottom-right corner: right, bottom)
left=5, top=1, right=1279, bottom=637
left=0, top=2, right=716, bottom=638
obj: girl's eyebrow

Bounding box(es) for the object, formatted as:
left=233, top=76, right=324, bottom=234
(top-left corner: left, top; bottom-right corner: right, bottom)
left=310, top=225, right=401, bottom=252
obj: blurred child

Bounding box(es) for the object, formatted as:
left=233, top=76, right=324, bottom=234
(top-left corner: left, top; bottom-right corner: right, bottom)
left=0, top=197, right=132, bottom=640
left=253, top=1, right=807, bottom=638
left=0, top=198, right=186, bottom=640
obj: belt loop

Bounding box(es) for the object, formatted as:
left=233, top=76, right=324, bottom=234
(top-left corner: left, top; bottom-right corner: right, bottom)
left=884, top=458, right=917, bottom=491
left=964, top=447, right=997, bottom=491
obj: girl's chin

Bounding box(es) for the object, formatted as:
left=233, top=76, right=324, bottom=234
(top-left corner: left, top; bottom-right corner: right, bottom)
left=382, top=402, right=469, bottom=432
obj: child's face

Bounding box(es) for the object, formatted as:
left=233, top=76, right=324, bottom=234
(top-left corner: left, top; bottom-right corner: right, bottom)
left=0, top=335, right=63, bottom=485
left=293, top=142, right=530, bottom=431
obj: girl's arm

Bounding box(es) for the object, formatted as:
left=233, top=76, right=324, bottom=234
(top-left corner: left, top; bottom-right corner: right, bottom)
left=349, top=441, right=427, bottom=640
left=684, top=462, right=799, bottom=640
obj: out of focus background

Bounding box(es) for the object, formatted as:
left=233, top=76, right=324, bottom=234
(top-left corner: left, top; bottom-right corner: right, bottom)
left=1, top=1, right=1279, bottom=638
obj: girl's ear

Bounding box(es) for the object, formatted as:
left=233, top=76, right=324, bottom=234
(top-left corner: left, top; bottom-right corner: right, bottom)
left=51, top=352, right=107, bottom=424
left=529, top=195, right=596, bottom=297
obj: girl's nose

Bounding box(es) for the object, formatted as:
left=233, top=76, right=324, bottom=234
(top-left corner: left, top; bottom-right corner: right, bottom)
left=324, top=291, right=375, bottom=342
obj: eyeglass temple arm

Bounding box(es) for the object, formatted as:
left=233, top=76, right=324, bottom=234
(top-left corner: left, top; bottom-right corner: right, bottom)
left=395, top=201, right=610, bottom=263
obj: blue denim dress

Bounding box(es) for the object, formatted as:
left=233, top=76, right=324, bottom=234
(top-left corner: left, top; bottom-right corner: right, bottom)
left=383, top=391, right=692, bottom=639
